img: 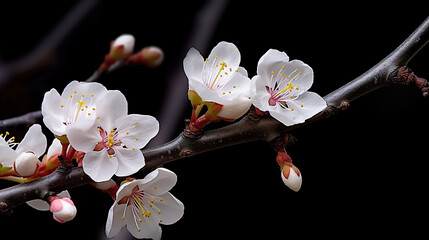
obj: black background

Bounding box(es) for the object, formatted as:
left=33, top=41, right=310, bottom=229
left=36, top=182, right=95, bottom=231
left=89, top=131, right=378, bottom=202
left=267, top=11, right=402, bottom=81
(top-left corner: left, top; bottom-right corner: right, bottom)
left=0, top=1, right=428, bottom=239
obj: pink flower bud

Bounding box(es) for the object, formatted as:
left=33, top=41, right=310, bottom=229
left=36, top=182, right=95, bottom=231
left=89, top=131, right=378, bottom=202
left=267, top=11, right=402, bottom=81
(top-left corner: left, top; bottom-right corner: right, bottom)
left=281, top=164, right=302, bottom=192
left=128, top=46, right=164, bottom=68
left=13, top=152, right=40, bottom=177
left=49, top=197, right=77, bottom=223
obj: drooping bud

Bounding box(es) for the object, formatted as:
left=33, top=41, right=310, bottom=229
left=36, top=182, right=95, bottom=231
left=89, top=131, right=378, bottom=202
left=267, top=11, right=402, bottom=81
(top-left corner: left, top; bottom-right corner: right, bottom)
left=276, top=148, right=302, bottom=192
left=109, top=34, right=135, bottom=60
left=13, top=151, right=41, bottom=177
left=129, top=46, right=164, bottom=68
left=49, top=197, right=77, bottom=223
left=281, top=163, right=302, bottom=192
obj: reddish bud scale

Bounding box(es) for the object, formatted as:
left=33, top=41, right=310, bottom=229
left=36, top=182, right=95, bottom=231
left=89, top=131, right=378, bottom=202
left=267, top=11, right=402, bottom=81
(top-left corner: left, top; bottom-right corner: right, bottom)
left=188, top=90, right=203, bottom=106
left=109, top=45, right=126, bottom=60
left=276, top=149, right=292, bottom=168
left=128, top=46, right=164, bottom=68
left=282, top=164, right=300, bottom=179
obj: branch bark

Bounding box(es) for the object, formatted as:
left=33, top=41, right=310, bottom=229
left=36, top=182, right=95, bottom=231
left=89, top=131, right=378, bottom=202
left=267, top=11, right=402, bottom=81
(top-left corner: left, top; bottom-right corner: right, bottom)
left=1, top=17, right=429, bottom=215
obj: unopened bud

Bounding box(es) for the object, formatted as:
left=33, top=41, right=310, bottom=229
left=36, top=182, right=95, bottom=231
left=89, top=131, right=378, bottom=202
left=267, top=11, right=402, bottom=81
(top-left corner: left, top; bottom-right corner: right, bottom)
left=13, top=151, right=40, bottom=177
left=49, top=197, right=77, bottom=223
left=109, top=34, right=135, bottom=60
left=281, top=164, right=302, bottom=192
left=128, top=46, right=164, bottom=68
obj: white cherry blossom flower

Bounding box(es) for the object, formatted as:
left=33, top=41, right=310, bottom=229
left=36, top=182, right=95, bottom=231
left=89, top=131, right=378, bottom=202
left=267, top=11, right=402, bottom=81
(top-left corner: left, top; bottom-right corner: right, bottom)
left=250, top=49, right=327, bottom=126
left=66, top=90, right=159, bottom=182
left=184, top=41, right=252, bottom=120
left=41, top=80, right=108, bottom=138
left=106, top=168, right=184, bottom=240
left=0, top=124, right=46, bottom=175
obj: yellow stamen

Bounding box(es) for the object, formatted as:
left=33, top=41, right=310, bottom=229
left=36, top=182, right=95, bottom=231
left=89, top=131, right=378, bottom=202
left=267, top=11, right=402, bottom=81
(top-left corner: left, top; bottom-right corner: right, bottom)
left=210, top=62, right=226, bottom=89
left=74, top=100, right=86, bottom=121
left=108, top=130, right=115, bottom=147
left=274, top=82, right=294, bottom=98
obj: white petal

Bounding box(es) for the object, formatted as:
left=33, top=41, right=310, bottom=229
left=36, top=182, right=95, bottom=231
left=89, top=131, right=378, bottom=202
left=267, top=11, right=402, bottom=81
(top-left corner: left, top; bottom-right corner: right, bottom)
left=189, top=78, right=223, bottom=103
left=126, top=209, right=162, bottom=240
left=217, top=96, right=251, bottom=120
left=116, top=114, right=159, bottom=150
left=0, top=145, right=17, bottom=167
left=42, top=81, right=108, bottom=136
left=286, top=91, right=327, bottom=122
left=270, top=104, right=301, bottom=126
left=16, top=124, right=47, bottom=157
left=66, top=120, right=100, bottom=152
left=116, top=180, right=140, bottom=202
left=57, top=190, right=71, bottom=198
left=96, top=90, right=128, bottom=131
left=250, top=75, right=272, bottom=111
left=26, top=191, right=70, bottom=211
left=267, top=93, right=326, bottom=127
left=183, top=47, right=204, bottom=83
left=41, top=88, right=67, bottom=136
left=47, top=138, right=62, bottom=159
left=66, top=81, right=108, bottom=100
left=279, top=59, right=314, bottom=94
left=215, top=71, right=251, bottom=104
left=82, top=149, right=118, bottom=182
left=281, top=169, right=302, bottom=192
left=105, top=203, right=127, bottom=238
left=114, top=148, right=145, bottom=177
left=62, top=81, right=108, bottom=123
left=61, top=80, right=81, bottom=95
left=207, top=41, right=241, bottom=72
left=26, top=199, right=50, bottom=211
left=112, top=34, right=135, bottom=55
left=155, top=192, right=184, bottom=225
left=139, top=168, right=177, bottom=196
left=257, top=49, right=290, bottom=78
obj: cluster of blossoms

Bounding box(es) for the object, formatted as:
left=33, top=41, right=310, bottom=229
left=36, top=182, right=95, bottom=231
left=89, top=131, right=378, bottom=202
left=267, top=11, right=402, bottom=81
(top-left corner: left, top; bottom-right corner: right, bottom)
left=0, top=35, right=179, bottom=240
left=184, top=41, right=327, bottom=191
left=0, top=36, right=326, bottom=239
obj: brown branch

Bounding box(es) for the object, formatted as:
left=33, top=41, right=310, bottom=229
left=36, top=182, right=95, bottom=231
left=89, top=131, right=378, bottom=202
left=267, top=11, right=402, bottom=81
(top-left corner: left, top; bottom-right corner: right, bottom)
left=1, top=17, right=429, bottom=215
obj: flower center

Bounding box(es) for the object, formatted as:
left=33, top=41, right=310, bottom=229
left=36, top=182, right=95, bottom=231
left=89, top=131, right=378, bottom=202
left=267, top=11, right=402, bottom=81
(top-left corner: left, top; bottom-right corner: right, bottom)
left=202, top=56, right=237, bottom=91
left=60, top=90, right=97, bottom=126
left=118, top=185, right=164, bottom=232
left=265, top=66, right=305, bottom=111
left=95, top=127, right=122, bottom=157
